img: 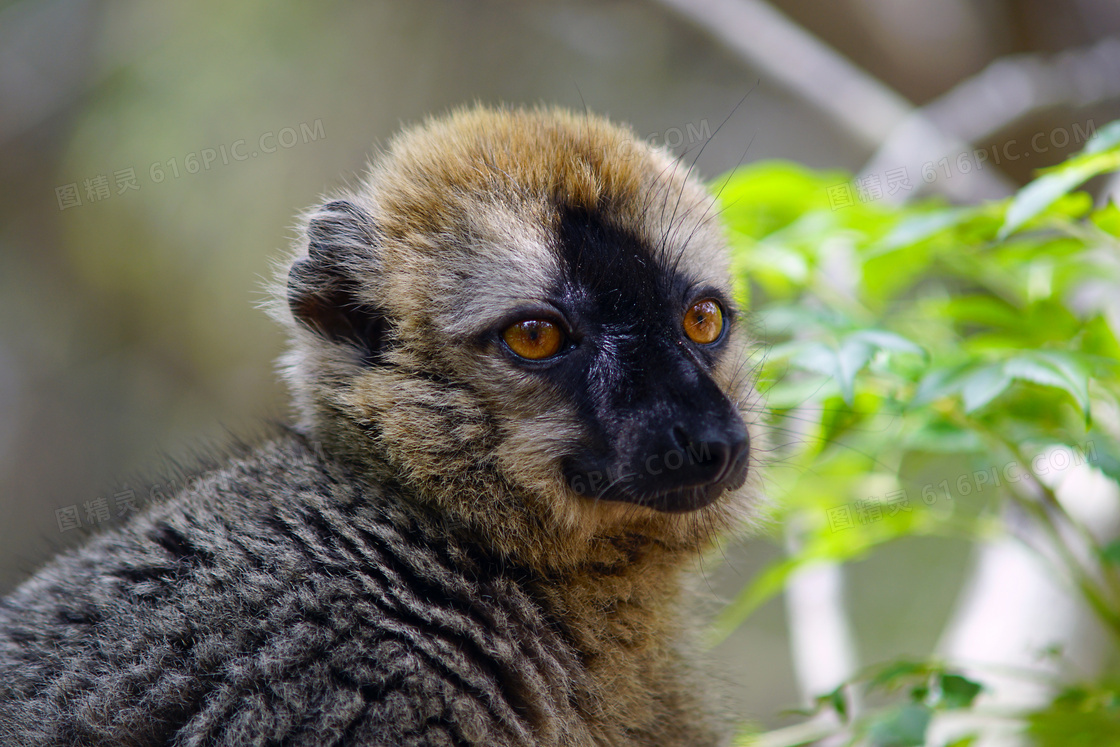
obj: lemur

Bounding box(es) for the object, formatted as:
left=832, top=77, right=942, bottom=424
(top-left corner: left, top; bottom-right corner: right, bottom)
left=0, top=105, right=762, bottom=746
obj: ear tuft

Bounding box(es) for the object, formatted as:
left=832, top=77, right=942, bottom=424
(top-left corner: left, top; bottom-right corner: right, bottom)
left=288, top=200, right=389, bottom=364
left=306, top=200, right=379, bottom=264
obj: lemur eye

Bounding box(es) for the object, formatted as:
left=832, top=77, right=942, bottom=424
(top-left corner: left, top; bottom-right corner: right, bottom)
left=683, top=299, right=724, bottom=344
left=503, top=320, right=565, bottom=360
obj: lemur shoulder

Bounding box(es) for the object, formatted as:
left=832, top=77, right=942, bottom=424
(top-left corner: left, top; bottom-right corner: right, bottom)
left=0, top=105, right=762, bottom=746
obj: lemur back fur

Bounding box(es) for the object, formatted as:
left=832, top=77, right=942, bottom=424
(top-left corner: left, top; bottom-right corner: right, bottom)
left=0, top=105, right=762, bottom=746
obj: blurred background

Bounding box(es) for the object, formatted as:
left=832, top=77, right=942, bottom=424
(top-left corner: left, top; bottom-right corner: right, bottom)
left=3, top=0, right=1120, bottom=732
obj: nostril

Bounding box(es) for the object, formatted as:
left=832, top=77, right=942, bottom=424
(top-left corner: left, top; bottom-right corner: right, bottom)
left=705, top=440, right=731, bottom=481
left=670, top=425, right=690, bottom=451
left=669, top=425, right=730, bottom=480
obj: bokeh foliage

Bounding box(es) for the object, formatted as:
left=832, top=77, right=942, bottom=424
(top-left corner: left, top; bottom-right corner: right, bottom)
left=720, top=122, right=1120, bottom=746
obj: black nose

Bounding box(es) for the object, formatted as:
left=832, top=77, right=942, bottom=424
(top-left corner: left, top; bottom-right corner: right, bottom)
left=561, top=411, right=751, bottom=512
left=663, top=420, right=749, bottom=489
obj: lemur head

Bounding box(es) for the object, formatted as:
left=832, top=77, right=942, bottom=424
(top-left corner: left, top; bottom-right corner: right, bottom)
left=279, top=105, right=762, bottom=569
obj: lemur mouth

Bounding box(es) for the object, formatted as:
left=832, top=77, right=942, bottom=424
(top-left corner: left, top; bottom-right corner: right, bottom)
left=629, top=470, right=749, bottom=513
left=564, top=436, right=750, bottom=513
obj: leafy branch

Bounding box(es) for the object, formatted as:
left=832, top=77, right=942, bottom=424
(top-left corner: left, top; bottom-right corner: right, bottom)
left=719, top=119, right=1120, bottom=746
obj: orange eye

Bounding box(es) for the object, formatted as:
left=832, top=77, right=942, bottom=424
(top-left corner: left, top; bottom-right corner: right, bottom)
left=502, top=320, right=565, bottom=360
left=683, top=299, right=724, bottom=344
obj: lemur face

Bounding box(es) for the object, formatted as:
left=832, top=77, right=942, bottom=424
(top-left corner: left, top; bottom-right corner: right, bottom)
left=508, top=204, right=750, bottom=514
left=282, top=106, right=759, bottom=556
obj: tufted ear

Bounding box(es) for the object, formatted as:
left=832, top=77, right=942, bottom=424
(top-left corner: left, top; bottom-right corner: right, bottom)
left=287, top=200, right=389, bottom=364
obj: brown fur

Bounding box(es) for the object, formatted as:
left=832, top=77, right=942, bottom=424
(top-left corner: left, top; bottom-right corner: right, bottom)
left=277, top=104, right=763, bottom=743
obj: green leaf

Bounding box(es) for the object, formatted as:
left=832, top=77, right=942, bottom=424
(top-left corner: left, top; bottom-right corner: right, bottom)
left=816, top=685, right=849, bottom=722
left=960, top=365, right=1012, bottom=412
left=942, top=737, right=978, bottom=747
left=868, top=660, right=935, bottom=691
left=999, top=169, right=1091, bottom=240
left=1087, top=436, right=1120, bottom=484
left=903, top=419, right=985, bottom=453
left=783, top=331, right=925, bottom=407
left=867, top=704, right=933, bottom=747
left=717, top=160, right=850, bottom=238
left=1091, top=201, right=1120, bottom=238
left=1002, top=351, right=1091, bottom=419
left=847, top=329, right=927, bottom=358
left=835, top=337, right=875, bottom=405
left=1026, top=683, right=1120, bottom=747
left=789, top=341, right=841, bottom=374
left=937, top=673, right=983, bottom=709
left=912, top=351, right=1093, bottom=418
left=942, top=295, right=1022, bottom=330
left=735, top=240, right=810, bottom=285
left=871, top=207, right=971, bottom=255
left=731, top=721, right=839, bottom=747
left=1083, top=119, right=1120, bottom=154
left=1101, top=539, right=1120, bottom=566
left=706, top=558, right=802, bottom=647
left=1081, top=315, right=1120, bottom=361
left=754, top=305, right=849, bottom=337
left=786, top=341, right=866, bottom=406
left=911, top=365, right=970, bottom=407
left=760, top=375, right=838, bottom=409
left=998, top=149, right=1120, bottom=239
